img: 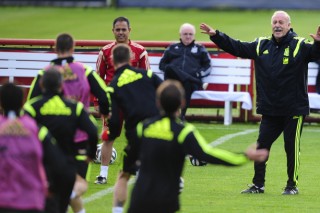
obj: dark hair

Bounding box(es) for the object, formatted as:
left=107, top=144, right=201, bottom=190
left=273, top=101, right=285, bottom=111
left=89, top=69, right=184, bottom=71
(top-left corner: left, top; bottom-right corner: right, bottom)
left=0, top=83, right=23, bottom=116
left=157, top=80, right=185, bottom=115
left=113, top=16, right=130, bottom=28
left=112, top=44, right=131, bottom=65
left=41, top=67, right=63, bottom=93
left=55, top=33, right=74, bottom=54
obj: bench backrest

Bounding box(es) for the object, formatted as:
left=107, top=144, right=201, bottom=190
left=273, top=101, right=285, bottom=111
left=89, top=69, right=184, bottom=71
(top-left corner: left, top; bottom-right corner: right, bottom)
left=0, top=52, right=97, bottom=83
left=149, top=56, right=252, bottom=92
left=0, top=51, right=252, bottom=92
left=308, top=62, right=319, bottom=85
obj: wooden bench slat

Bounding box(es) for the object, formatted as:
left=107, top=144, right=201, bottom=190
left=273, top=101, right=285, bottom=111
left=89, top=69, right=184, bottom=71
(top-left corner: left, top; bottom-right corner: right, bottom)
left=1, top=69, right=40, bottom=77
left=210, top=67, right=251, bottom=75
left=0, top=61, right=48, bottom=69
left=203, top=76, right=251, bottom=85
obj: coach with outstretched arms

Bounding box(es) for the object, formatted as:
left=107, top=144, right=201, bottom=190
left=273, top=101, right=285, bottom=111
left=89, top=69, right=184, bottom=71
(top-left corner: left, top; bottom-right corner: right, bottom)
left=200, top=10, right=320, bottom=195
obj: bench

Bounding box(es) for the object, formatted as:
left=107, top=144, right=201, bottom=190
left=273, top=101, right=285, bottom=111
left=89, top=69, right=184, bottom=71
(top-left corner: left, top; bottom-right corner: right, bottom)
left=307, top=62, right=320, bottom=110
left=0, top=51, right=97, bottom=87
left=149, top=56, right=253, bottom=125
left=0, top=51, right=253, bottom=125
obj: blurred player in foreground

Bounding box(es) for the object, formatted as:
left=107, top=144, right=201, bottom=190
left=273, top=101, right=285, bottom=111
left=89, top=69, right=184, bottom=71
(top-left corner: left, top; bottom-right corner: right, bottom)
left=27, top=33, right=111, bottom=212
left=0, top=83, right=71, bottom=213
left=107, top=44, right=162, bottom=213
left=127, top=79, right=268, bottom=213
left=24, top=69, right=99, bottom=213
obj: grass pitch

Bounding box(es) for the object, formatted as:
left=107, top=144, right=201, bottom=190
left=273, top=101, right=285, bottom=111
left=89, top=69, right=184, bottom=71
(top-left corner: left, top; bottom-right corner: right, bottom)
left=0, top=7, right=319, bottom=42
left=85, top=122, right=320, bottom=213
left=1, top=7, right=320, bottom=213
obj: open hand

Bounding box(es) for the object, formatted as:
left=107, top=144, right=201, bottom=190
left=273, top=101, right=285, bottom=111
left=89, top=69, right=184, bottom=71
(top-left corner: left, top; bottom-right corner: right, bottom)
left=245, top=143, right=269, bottom=162
left=200, top=23, right=217, bottom=36
left=310, top=25, right=320, bottom=41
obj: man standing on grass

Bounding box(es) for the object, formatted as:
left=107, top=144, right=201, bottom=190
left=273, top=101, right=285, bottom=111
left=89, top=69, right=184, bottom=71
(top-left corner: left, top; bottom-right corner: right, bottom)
left=94, top=16, right=150, bottom=185
left=200, top=10, right=320, bottom=195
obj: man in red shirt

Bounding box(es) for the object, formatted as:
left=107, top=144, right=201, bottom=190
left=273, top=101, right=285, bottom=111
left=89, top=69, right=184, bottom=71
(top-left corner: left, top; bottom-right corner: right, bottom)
left=94, top=16, right=150, bottom=184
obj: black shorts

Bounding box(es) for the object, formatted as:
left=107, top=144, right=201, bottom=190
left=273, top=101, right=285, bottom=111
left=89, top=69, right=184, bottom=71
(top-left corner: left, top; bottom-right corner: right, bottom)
left=74, top=159, right=89, bottom=179
left=73, top=141, right=89, bottom=178
left=121, top=129, right=139, bottom=175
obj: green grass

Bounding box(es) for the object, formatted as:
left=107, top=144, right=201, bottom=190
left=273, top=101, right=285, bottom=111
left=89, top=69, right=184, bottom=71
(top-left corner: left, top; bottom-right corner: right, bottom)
left=85, top=121, right=320, bottom=213
left=2, top=7, right=320, bottom=213
left=0, top=7, right=319, bottom=41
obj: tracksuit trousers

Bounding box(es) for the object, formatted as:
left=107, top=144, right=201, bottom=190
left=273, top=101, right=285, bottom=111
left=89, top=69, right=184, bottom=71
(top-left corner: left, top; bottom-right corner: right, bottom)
left=253, top=115, right=305, bottom=188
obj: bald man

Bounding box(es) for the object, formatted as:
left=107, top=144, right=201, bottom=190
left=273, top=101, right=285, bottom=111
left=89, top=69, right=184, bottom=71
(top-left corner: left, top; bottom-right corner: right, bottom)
left=200, top=10, right=320, bottom=195
left=159, top=23, right=212, bottom=121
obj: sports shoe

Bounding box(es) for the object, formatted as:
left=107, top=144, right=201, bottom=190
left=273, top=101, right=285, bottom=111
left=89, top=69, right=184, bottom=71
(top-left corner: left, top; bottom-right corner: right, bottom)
left=282, top=186, right=299, bottom=195
left=94, top=175, right=107, bottom=184
left=241, top=184, right=265, bottom=194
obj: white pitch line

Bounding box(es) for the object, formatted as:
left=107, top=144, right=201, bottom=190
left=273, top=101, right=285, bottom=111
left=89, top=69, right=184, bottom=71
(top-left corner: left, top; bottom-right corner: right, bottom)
left=209, top=129, right=257, bottom=147
left=84, top=177, right=135, bottom=204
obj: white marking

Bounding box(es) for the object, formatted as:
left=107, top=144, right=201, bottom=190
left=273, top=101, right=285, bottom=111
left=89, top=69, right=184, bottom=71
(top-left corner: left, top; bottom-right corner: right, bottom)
left=209, top=129, right=257, bottom=147
left=84, top=177, right=135, bottom=204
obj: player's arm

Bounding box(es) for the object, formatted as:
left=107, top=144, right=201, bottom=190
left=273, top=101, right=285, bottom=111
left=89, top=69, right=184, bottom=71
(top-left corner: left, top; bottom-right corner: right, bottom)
left=138, top=49, right=151, bottom=70
left=96, top=50, right=107, bottom=79
left=27, top=70, right=44, bottom=100
left=146, top=69, right=163, bottom=88
left=94, top=50, right=108, bottom=107
left=197, top=45, right=212, bottom=78
left=38, top=125, right=72, bottom=175
left=181, top=124, right=250, bottom=166
left=159, top=46, right=172, bottom=72
left=86, top=66, right=111, bottom=115
left=76, top=103, right=99, bottom=160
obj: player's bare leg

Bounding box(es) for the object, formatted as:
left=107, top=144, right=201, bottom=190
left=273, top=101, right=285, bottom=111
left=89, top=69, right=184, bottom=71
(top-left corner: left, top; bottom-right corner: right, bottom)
left=96, top=139, right=114, bottom=183
left=112, top=171, right=131, bottom=213
left=70, top=174, right=88, bottom=213
left=95, top=116, right=114, bottom=184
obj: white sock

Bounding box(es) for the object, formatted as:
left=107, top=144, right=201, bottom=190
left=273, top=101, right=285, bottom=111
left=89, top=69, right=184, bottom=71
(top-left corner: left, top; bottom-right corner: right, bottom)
left=70, top=190, right=76, bottom=199
left=76, top=209, right=86, bottom=213
left=112, top=207, right=123, bottom=213
left=100, top=166, right=109, bottom=178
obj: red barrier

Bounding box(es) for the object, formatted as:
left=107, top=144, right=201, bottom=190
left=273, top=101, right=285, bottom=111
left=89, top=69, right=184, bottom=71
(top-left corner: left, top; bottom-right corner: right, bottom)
left=0, top=38, right=218, bottom=49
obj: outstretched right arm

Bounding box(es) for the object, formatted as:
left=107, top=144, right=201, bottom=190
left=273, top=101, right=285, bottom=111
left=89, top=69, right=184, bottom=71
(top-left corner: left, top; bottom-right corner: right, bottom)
left=181, top=124, right=268, bottom=166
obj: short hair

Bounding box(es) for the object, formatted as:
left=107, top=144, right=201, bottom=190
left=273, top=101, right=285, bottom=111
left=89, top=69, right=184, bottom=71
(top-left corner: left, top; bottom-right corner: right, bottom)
left=271, top=11, right=291, bottom=24
left=156, top=80, right=185, bottom=115
left=55, top=33, right=74, bottom=54
left=112, top=44, right=131, bottom=65
left=0, top=82, right=24, bottom=115
left=179, top=23, right=196, bottom=34
left=113, top=16, right=130, bottom=28
left=41, top=67, right=63, bottom=93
